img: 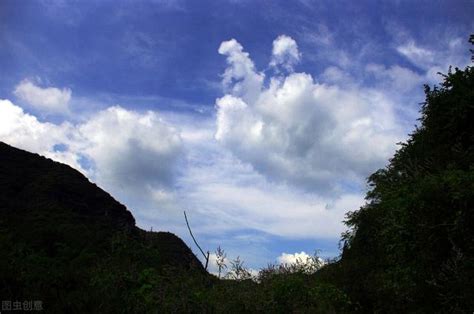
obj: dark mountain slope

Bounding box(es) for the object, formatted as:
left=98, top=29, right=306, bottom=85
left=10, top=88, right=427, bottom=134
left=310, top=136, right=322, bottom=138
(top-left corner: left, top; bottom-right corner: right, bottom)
left=0, top=141, right=205, bottom=312
left=0, top=141, right=135, bottom=230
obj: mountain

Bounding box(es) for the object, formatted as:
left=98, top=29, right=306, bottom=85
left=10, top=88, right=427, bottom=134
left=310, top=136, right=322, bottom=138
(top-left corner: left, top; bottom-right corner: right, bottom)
left=0, top=141, right=206, bottom=312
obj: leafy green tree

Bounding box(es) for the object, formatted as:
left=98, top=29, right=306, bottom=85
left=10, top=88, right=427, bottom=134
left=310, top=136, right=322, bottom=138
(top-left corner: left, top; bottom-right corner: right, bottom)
left=340, top=37, right=474, bottom=312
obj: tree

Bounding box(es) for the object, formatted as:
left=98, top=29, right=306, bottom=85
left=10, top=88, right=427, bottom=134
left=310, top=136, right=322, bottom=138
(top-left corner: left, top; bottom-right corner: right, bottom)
left=339, top=36, right=474, bottom=312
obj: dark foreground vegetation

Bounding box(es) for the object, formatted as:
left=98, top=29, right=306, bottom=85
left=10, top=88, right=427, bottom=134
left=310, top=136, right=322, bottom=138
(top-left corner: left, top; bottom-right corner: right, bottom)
left=0, top=140, right=348, bottom=313
left=1, top=37, right=473, bottom=313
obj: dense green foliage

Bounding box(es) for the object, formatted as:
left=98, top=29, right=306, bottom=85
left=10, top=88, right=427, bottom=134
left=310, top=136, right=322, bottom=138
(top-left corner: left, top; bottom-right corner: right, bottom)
left=335, top=47, right=474, bottom=312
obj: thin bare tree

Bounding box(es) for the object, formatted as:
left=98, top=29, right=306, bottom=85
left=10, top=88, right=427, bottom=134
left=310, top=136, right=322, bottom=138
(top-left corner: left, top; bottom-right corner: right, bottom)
left=184, top=210, right=209, bottom=270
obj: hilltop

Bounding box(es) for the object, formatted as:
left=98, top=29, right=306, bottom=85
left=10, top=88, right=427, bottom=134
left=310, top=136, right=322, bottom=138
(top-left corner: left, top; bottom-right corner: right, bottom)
left=0, top=141, right=206, bottom=312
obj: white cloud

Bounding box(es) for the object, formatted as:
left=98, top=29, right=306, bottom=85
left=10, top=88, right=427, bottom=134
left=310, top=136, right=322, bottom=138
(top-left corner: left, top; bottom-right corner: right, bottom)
left=395, top=37, right=470, bottom=84
left=76, top=106, right=184, bottom=227
left=215, top=38, right=406, bottom=193
left=320, top=66, right=352, bottom=85
left=77, top=106, right=182, bottom=194
left=277, top=251, right=312, bottom=265
left=184, top=181, right=363, bottom=238
left=277, top=251, right=324, bottom=273
left=218, top=39, right=264, bottom=104
left=14, top=79, right=71, bottom=114
left=207, top=252, right=229, bottom=276
left=365, top=63, right=424, bottom=93
left=270, top=35, right=301, bottom=72
left=396, top=40, right=435, bottom=70
left=0, top=99, right=81, bottom=169
left=176, top=132, right=365, bottom=239
left=300, top=23, right=333, bottom=47
left=0, top=99, right=184, bottom=226
left=298, top=25, right=351, bottom=69
left=207, top=251, right=259, bottom=280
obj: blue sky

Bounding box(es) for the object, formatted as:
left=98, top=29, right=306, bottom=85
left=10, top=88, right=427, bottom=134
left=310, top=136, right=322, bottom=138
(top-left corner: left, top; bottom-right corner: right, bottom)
left=1, top=0, right=473, bottom=272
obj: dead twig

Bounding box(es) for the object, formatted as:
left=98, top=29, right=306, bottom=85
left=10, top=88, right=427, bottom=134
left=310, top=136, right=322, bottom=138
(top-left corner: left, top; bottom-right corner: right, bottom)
left=184, top=210, right=209, bottom=270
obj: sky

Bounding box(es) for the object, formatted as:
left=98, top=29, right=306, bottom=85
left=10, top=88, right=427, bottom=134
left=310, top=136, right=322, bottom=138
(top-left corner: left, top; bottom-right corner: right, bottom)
left=1, top=0, right=473, bottom=273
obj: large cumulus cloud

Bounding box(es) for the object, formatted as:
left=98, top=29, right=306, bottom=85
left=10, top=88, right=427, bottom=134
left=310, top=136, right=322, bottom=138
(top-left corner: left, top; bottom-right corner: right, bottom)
left=0, top=99, right=183, bottom=224
left=0, top=99, right=80, bottom=168
left=77, top=106, right=183, bottom=195
left=216, top=36, right=406, bottom=194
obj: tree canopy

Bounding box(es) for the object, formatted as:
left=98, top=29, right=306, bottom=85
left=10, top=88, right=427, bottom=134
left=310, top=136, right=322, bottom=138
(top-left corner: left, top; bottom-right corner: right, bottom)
left=338, top=37, right=474, bottom=312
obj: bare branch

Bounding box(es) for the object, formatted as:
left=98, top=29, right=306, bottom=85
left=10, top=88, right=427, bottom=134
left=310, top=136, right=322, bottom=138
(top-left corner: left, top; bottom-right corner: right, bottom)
left=184, top=210, right=209, bottom=270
